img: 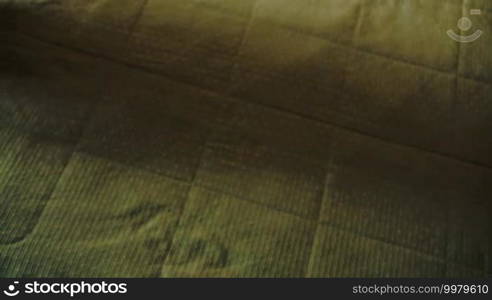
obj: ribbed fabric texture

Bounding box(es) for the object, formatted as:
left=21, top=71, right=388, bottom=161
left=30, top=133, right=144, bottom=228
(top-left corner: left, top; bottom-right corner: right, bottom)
left=0, top=0, right=490, bottom=277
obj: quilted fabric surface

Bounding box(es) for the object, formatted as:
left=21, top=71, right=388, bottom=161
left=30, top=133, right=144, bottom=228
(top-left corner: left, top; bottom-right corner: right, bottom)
left=0, top=0, right=490, bottom=277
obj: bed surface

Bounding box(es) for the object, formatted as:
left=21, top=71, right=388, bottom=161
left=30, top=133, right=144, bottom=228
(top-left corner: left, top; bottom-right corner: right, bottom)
left=0, top=0, right=490, bottom=277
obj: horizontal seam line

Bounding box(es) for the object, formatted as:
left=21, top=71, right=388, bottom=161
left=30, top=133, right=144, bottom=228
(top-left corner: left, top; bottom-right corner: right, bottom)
left=9, top=31, right=492, bottom=171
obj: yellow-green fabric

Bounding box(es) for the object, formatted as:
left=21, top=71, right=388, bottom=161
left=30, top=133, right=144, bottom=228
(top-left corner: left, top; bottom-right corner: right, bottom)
left=0, top=0, right=490, bottom=277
